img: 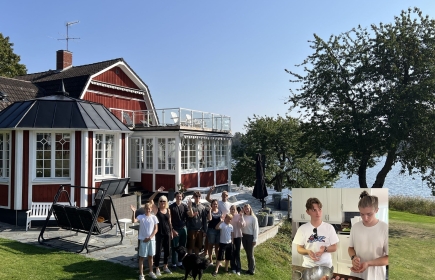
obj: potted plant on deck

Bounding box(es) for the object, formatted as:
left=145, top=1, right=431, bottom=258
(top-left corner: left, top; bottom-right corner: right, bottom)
left=257, top=211, right=268, bottom=227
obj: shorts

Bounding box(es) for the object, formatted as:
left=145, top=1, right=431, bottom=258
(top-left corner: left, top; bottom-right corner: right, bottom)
left=187, top=230, right=204, bottom=250
left=139, top=239, right=156, bottom=257
left=207, top=228, right=220, bottom=244
left=217, top=242, right=232, bottom=261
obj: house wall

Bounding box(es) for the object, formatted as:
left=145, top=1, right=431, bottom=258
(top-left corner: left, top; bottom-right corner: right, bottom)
left=141, top=173, right=153, bottom=192
left=0, top=185, right=8, bottom=206
left=85, top=89, right=147, bottom=111
left=88, top=131, right=94, bottom=204
left=200, top=171, right=214, bottom=187
left=93, top=67, right=140, bottom=89
left=156, top=174, right=175, bottom=190
left=21, top=130, right=30, bottom=210
left=10, top=131, right=15, bottom=209
left=216, top=170, right=228, bottom=185
left=32, top=184, right=71, bottom=202
left=74, top=131, right=82, bottom=206
left=182, top=173, right=198, bottom=189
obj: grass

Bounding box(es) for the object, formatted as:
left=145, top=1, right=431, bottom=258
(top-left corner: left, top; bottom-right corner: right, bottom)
left=389, top=210, right=435, bottom=279
left=0, top=219, right=291, bottom=280
left=389, top=195, right=435, bottom=216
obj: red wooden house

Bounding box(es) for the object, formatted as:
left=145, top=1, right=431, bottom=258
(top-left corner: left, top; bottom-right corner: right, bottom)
left=0, top=50, right=232, bottom=225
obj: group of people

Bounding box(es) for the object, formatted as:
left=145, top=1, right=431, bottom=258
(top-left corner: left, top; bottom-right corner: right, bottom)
left=292, top=190, right=388, bottom=280
left=131, top=186, right=260, bottom=280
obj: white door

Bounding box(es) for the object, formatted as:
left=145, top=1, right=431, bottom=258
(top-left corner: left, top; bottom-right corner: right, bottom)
left=129, top=137, right=142, bottom=182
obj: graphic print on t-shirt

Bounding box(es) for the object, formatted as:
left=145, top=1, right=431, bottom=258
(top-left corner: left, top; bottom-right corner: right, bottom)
left=307, top=233, right=326, bottom=243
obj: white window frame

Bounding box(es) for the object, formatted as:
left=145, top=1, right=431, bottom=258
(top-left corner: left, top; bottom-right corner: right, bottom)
left=144, top=138, right=154, bottom=170
left=33, top=131, right=72, bottom=180
left=0, top=132, right=10, bottom=179
left=94, top=133, right=118, bottom=178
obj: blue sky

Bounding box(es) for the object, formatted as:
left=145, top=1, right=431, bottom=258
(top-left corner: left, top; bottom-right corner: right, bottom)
left=2, top=1, right=435, bottom=133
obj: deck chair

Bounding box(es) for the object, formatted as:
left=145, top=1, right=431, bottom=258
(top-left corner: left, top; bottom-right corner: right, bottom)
left=171, top=112, right=180, bottom=125
left=122, top=112, right=133, bottom=126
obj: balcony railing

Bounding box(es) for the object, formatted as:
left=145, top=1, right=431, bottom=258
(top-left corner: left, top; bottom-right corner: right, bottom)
left=109, top=108, right=231, bottom=132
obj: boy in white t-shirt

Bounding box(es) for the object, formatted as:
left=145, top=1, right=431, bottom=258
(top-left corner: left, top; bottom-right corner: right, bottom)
left=212, top=214, right=234, bottom=277
left=292, top=197, right=339, bottom=268
left=131, top=203, right=159, bottom=280
left=349, top=191, right=388, bottom=280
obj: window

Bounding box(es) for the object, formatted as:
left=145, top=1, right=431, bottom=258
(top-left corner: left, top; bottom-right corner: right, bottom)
left=168, top=138, right=176, bottom=170
left=145, top=138, right=153, bottom=169
left=95, top=133, right=115, bottom=176
left=158, top=138, right=166, bottom=170
left=0, top=133, right=10, bottom=178
left=181, top=138, right=197, bottom=170
left=198, top=139, right=213, bottom=169
left=36, top=132, right=70, bottom=178
left=215, top=140, right=228, bottom=168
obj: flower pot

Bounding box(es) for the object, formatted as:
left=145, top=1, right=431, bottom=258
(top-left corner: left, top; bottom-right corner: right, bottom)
left=258, top=214, right=268, bottom=227
left=267, top=215, right=274, bottom=226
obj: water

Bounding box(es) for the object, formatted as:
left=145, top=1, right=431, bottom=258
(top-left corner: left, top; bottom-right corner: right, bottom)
left=333, top=157, right=434, bottom=198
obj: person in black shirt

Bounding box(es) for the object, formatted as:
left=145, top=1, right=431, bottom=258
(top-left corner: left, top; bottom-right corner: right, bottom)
left=169, top=191, right=188, bottom=269
left=154, top=195, right=173, bottom=276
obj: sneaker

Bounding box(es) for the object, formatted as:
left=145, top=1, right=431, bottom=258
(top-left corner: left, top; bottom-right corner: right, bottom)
left=139, top=275, right=145, bottom=280
left=163, top=267, right=172, bottom=274
left=237, top=272, right=241, bottom=276
left=232, top=270, right=236, bottom=274
left=149, top=272, right=157, bottom=279
left=155, top=268, right=162, bottom=277
left=212, top=271, right=217, bottom=277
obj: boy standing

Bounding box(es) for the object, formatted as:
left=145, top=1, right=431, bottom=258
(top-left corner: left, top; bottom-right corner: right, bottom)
left=293, top=197, right=339, bottom=268
left=131, top=203, right=159, bottom=280
left=212, top=214, right=234, bottom=277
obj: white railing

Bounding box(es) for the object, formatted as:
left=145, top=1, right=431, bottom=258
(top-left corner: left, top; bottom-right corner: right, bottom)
left=109, top=108, right=231, bottom=132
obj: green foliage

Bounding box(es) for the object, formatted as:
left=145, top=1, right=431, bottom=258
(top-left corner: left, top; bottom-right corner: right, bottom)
left=389, top=196, right=435, bottom=217
left=0, top=33, right=27, bottom=77
left=232, top=115, right=336, bottom=191
left=287, top=7, right=435, bottom=191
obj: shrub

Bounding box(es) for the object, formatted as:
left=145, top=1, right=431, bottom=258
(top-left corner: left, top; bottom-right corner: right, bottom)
left=389, top=195, right=435, bottom=216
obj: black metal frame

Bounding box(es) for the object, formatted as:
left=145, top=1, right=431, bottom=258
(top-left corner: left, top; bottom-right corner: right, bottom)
left=38, top=178, right=130, bottom=253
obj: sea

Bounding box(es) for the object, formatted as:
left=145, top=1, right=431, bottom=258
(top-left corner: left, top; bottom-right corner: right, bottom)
left=279, top=157, right=435, bottom=199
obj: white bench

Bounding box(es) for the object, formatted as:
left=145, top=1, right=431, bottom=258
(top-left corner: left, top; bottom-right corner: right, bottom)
left=26, top=201, right=75, bottom=231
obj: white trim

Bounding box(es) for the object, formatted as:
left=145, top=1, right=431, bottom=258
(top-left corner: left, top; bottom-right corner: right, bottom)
left=90, top=80, right=146, bottom=95
left=81, top=131, right=88, bottom=207
left=14, top=131, right=23, bottom=210
left=87, top=89, right=146, bottom=102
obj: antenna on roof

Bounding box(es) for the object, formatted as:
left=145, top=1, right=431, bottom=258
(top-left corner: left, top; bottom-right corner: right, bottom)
left=58, top=21, right=80, bottom=51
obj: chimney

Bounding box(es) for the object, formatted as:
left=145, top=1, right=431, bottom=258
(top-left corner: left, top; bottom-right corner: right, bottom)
left=56, top=50, right=72, bottom=70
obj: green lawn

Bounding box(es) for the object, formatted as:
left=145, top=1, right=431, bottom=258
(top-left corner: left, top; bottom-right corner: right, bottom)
left=388, top=210, right=435, bottom=280
left=0, top=220, right=291, bottom=280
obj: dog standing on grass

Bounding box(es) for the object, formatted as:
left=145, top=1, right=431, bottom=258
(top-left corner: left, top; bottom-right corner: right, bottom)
left=174, top=246, right=210, bottom=280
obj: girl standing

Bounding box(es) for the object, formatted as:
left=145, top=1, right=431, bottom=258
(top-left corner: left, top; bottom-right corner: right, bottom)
left=230, top=206, right=244, bottom=275
left=241, top=204, right=259, bottom=275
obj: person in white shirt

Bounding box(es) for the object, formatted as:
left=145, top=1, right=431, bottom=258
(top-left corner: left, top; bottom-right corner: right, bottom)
left=348, top=191, right=388, bottom=280
left=206, top=185, right=231, bottom=216
left=212, top=214, right=234, bottom=277
left=131, top=202, right=159, bottom=280
left=293, top=197, right=339, bottom=268
left=241, top=204, right=259, bottom=275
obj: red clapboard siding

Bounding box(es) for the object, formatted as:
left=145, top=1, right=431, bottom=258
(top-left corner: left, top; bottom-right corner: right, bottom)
left=21, top=131, right=30, bottom=209
left=0, top=184, right=8, bottom=206
left=32, top=185, right=71, bottom=202
left=93, top=67, right=140, bottom=89
left=200, top=171, right=214, bottom=187
left=216, top=170, right=228, bottom=185
left=142, top=173, right=153, bottom=192
left=155, top=174, right=175, bottom=190
left=87, top=84, right=145, bottom=100
left=74, top=131, right=82, bottom=207
left=84, top=91, right=147, bottom=111
left=182, top=173, right=198, bottom=189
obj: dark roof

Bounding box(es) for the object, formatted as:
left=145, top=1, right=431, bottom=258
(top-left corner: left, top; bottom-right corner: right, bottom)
left=0, top=95, right=130, bottom=131
left=0, top=77, right=46, bottom=110
left=15, top=58, right=124, bottom=99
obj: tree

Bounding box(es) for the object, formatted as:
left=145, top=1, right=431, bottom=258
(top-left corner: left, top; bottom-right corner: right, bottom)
left=231, top=115, right=336, bottom=191
left=287, top=8, right=435, bottom=192
left=0, top=33, right=27, bottom=77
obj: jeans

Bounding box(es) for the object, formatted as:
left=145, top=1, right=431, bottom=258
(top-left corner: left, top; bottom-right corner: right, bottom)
left=171, top=227, right=187, bottom=265
left=242, top=234, right=255, bottom=273
left=230, top=237, right=242, bottom=272
left=154, top=233, right=170, bottom=267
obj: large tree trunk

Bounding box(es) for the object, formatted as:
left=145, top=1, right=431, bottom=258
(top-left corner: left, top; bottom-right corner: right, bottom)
left=372, top=150, right=396, bottom=188
left=358, top=156, right=369, bottom=188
